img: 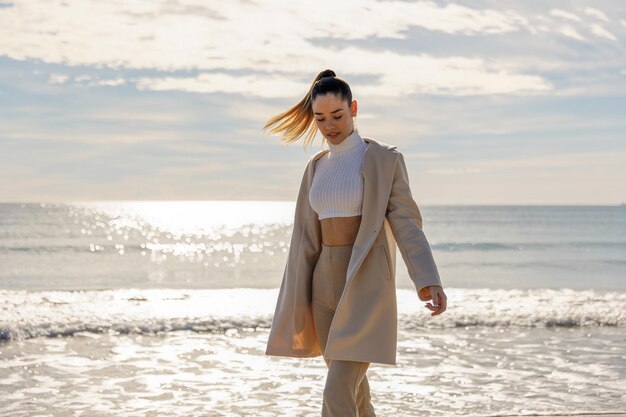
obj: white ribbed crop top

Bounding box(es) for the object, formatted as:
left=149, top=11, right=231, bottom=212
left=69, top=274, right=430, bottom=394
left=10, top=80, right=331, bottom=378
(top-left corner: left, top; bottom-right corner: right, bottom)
left=308, top=129, right=368, bottom=220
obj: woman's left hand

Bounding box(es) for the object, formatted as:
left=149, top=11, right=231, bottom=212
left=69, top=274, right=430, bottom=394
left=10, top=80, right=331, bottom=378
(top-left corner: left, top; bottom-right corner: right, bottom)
left=424, top=285, right=447, bottom=316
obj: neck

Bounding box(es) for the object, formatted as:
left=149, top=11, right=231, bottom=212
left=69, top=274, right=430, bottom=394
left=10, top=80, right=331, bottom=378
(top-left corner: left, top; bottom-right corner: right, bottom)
left=327, top=129, right=363, bottom=154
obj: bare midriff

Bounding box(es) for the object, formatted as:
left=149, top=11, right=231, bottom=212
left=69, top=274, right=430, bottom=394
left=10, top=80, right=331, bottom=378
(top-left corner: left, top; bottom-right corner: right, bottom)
left=320, top=215, right=362, bottom=246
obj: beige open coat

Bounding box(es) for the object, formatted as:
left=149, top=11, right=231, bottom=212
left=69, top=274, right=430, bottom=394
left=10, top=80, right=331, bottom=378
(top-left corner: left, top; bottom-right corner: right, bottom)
left=265, top=136, right=442, bottom=366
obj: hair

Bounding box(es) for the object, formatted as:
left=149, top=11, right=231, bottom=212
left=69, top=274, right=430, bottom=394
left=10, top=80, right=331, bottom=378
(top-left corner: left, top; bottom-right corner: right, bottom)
left=263, top=69, right=353, bottom=150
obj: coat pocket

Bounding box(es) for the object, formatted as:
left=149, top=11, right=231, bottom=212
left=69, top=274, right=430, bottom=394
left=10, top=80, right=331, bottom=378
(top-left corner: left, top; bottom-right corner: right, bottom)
left=374, top=245, right=392, bottom=280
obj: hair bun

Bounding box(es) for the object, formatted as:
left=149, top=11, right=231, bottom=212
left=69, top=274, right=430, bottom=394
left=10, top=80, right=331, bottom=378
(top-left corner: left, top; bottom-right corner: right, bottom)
left=319, top=69, right=336, bottom=78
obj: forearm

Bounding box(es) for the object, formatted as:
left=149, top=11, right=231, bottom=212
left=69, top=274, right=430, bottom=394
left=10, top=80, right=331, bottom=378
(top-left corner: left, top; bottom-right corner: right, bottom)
left=385, top=151, right=442, bottom=300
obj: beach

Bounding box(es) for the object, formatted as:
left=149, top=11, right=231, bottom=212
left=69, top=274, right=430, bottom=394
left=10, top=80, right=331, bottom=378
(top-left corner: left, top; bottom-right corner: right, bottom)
left=2, top=318, right=625, bottom=416
left=1, top=286, right=624, bottom=416
left=1, top=202, right=625, bottom=416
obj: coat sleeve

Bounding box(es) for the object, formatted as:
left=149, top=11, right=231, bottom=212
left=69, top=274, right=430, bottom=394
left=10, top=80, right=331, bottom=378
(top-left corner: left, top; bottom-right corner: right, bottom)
left=265, top=156, right=323, bottom=356
left=286, top=155, right=323, bottom=332
left=385, top=150, right=442, bottom=301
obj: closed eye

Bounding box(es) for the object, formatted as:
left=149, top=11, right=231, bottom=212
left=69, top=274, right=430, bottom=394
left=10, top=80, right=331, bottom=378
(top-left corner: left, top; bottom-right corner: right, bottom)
left=316, top=116, right=342, bottom=121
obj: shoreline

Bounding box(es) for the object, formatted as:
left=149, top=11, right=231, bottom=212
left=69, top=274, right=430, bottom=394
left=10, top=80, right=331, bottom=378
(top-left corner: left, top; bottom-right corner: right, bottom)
left=495, top=413, right=626, bottom=417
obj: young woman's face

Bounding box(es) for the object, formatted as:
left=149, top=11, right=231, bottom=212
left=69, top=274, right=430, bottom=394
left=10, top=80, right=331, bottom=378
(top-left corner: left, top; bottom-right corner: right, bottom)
left=312, top=93, right=357, bottom=145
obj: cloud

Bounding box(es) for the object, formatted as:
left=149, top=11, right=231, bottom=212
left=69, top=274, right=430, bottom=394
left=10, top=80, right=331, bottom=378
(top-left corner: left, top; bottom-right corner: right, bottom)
left=432, top=151, right=626, bottom=174
left=550, top=9, right=582, bottom=22
left=93, top=78, right=127, bottom=87
left=584, top=7, right=610, bottom=22
left=48, top=73, right=70, bottom=84
left=558, top=25, right=586, bottom=41
left=590, top=23, right=617, bottom=41
left=428, top=167, right=483, bottom=174
left=0, top=1, right=624, bottom=204
left=134, top=48, right=552, bottom=98
left=0, top=0, right=574, bottom=97
left=544, top=7, right=620, bottom=43
left=135, top=73, right=306, bottom=98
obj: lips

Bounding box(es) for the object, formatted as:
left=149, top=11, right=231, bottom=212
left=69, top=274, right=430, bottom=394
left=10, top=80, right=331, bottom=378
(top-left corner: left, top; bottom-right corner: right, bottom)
left=328, top=132, right=339, bottom=137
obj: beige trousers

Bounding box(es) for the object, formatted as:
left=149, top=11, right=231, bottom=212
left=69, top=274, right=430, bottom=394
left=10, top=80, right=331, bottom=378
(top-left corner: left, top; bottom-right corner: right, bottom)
left=312, top=243, right=377, bottom=417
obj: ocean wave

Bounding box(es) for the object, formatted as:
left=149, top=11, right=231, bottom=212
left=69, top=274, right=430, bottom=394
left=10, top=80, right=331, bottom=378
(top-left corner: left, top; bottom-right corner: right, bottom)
left=1, top=287, right=624, bottom=342
left=431, top=241, right=626, bottom=251
left=2, top=240, right=624, bottom=255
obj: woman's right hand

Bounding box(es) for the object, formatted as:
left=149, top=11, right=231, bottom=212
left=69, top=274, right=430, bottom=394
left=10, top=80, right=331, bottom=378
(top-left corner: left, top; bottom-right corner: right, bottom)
left=423, top=285, right=447, bottom=316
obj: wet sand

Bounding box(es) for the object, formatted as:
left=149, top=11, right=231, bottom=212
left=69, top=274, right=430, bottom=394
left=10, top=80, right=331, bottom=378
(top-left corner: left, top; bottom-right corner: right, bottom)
left=491, top=412, right=626, bottom=417
left=2, top=328, right=625, bottom=416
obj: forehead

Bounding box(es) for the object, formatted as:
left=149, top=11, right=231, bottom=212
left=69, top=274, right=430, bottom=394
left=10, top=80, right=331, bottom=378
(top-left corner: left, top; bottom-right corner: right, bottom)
left=312, top=93, right=347, bottom=112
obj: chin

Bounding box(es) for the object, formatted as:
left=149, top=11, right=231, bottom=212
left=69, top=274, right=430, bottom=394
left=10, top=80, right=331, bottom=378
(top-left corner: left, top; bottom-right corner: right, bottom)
left=326, top=133, right=341, bottom=141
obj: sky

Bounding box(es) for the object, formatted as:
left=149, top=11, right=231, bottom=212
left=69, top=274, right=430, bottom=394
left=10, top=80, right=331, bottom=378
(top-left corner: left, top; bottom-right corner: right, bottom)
left=0, top=0, right=624, bottom=205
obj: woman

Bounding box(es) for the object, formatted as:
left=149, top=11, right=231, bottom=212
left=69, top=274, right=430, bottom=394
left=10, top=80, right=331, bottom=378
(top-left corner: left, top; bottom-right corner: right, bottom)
left=264, top=69, right=447, bottom=417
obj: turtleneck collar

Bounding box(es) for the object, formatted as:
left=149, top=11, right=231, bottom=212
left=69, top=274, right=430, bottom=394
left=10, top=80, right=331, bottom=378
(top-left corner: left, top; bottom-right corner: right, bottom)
left=326, top=129, right=364, bottom=154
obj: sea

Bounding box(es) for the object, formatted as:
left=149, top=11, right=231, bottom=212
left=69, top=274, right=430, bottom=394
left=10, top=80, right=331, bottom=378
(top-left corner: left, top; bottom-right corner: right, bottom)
left=1, top=201, right=625, bottom=417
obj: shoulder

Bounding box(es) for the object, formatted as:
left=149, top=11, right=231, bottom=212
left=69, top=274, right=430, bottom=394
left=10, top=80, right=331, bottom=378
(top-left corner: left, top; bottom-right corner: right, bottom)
left=366, top=137, right=397, bottom=151
left=300, top=148, right=329, bottom=178
left=306, top=148, right=328, bottom=168
left=311, top=147, right=329, bottom=161
left=363, top=136, right=400, bottom=154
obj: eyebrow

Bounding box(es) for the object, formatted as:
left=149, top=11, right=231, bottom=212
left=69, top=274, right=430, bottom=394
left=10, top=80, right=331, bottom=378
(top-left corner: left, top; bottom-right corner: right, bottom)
left=313, top=108, right=344, bottom=115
